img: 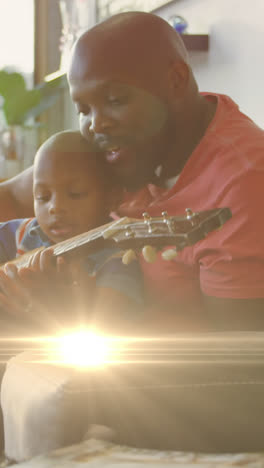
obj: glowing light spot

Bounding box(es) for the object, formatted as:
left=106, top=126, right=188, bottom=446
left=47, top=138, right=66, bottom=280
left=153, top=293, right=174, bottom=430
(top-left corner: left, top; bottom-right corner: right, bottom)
left=57, top=330, right=110, bottom=367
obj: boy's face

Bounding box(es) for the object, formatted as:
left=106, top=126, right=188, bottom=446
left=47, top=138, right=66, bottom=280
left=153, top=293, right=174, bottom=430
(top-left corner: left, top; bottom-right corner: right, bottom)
left=33, top=149, right=112, bottom=244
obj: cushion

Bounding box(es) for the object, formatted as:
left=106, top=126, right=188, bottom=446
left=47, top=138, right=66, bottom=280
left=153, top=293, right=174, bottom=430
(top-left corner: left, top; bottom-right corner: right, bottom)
left=3, top=333, right=264, bottom=462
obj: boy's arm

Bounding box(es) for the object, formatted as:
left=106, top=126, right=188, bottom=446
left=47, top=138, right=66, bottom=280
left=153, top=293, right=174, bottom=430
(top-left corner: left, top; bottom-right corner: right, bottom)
left=0, top=166, right=34, bottom=221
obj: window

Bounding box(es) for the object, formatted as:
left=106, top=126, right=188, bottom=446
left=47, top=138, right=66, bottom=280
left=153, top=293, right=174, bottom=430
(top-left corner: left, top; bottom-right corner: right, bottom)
left=97, top=0, right=173, bottom=20
left=0, top=0, right=34, bottom=84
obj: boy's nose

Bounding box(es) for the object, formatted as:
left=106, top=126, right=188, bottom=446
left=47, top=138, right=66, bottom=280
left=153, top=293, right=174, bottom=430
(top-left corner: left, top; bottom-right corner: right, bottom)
left=48, top=196, right=66, bottom=215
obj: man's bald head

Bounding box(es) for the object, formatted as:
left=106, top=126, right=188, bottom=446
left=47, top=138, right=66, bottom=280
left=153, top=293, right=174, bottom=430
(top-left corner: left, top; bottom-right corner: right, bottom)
left=68, top=11, right=190, bottom=97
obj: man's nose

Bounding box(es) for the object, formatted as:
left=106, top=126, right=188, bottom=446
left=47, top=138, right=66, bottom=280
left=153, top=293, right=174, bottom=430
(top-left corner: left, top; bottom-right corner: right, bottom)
left=89, top=110, right=114, bottom=134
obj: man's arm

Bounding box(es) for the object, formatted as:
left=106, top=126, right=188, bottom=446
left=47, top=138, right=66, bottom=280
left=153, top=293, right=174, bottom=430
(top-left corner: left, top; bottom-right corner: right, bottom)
left=0, top=166, right=34, bottom=221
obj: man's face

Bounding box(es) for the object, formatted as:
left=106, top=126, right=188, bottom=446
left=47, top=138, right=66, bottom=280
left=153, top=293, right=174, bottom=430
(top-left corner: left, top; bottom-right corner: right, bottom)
left=69, top=78, right=173, bottom=190
left=34, top=150, right=110, bottom=244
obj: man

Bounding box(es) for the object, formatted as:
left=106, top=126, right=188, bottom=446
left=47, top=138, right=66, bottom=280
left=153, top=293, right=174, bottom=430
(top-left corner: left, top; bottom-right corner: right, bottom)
left=0, top=11, right=264, bottom=331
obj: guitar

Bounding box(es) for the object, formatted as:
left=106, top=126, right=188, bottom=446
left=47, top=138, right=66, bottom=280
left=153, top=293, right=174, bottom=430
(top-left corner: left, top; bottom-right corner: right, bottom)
left=8, top=207, right=232, bottom=269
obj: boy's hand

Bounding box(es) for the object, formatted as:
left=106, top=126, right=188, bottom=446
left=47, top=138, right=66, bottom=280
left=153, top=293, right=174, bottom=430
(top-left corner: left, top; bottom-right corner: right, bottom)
left=0, top=250, right=94, bottom=331
left=22, top=247, right=77, bottom=286
left=0, top=264, right=45, bottom=326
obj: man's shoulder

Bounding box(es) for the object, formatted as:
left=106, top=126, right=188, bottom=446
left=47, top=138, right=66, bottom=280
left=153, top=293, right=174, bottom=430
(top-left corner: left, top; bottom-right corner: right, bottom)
left=197, top=93, right=264, bottom=181
left=203, top=92, right=264, bottom=141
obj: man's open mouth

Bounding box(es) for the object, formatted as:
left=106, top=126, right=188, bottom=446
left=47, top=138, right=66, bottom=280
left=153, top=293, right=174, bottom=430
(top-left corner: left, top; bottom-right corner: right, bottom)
left=105, top=147, right=122, bottom=163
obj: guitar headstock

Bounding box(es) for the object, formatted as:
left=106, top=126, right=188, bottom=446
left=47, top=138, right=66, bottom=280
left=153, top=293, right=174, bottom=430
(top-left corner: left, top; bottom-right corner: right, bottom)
left=103, top=207, right=232, bottom=262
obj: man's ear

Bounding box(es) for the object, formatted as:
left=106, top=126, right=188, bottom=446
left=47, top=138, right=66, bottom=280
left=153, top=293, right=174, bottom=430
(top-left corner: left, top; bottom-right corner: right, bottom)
left=168, top=60, right=190, bottom=97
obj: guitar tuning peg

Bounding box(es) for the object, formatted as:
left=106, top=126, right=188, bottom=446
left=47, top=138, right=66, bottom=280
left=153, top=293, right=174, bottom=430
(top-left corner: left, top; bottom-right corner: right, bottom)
left=185, top=208, right=194, bottom=219
left=122, top=249, right=137, bottom=265
left=142, top=245, right=157, bottom=263
left=143, top=212, right=151, bottom=222
left=143, top=212, right=153, bottom=233
left=161, top=248, right=178, bottom=261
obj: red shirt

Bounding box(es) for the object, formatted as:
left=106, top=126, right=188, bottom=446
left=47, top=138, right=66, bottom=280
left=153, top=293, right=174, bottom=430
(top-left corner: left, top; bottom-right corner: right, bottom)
left=118, top=93, right=264, bottom=315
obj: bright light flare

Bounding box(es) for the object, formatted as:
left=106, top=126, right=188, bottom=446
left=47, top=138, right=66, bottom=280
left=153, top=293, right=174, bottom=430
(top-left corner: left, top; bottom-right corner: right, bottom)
left=57, top=330, right=110, bottom=367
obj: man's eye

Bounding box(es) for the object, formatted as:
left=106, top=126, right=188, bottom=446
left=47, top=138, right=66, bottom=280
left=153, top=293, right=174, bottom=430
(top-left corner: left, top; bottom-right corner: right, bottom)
left=35, top=195, right=49, bottom=202
left=108, top=96, right=126, bottom=105
left=77, top=106, right=90, bottom=116
left=69, top=192, right=87, bottom=199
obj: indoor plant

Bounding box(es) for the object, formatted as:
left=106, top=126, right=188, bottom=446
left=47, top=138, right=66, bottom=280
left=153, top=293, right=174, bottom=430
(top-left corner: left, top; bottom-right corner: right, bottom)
left=0, top=70, right=67, bottom=178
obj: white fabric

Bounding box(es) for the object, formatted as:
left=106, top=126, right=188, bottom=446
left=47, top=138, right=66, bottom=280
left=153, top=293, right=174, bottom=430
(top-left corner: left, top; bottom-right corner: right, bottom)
left=11, top=438, right=264, bottom=468
left=1, top=352, right=88, bottom=462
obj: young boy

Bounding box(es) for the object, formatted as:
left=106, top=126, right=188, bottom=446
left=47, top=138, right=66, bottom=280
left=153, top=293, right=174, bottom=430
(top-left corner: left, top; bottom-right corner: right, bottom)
left=0, top=130, right=143, bottom=333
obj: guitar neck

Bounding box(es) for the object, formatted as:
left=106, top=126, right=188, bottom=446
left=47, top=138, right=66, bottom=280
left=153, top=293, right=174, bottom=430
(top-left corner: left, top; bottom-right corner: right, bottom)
left=53, top=219, right=120, bottom=258
left=1, top=207, right=232, bottom=270
left=3, top=218, right=130, bottom=270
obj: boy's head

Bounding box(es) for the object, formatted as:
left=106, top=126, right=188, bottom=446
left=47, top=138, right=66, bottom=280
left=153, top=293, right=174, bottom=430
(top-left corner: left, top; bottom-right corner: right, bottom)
left=33, top=130, right=120, bottom=243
